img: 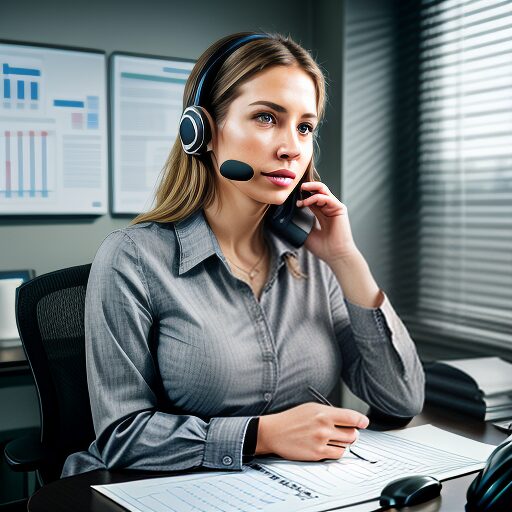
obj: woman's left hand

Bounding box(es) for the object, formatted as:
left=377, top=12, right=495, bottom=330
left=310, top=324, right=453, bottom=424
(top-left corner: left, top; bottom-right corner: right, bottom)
left=297, top=181, right=359, bottom=264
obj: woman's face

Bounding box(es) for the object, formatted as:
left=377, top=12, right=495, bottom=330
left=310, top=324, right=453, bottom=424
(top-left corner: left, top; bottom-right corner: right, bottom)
left=211, top=65, right=318, bottom=206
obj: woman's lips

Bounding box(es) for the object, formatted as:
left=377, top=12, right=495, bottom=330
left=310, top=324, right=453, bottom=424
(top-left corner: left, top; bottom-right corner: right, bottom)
left=264, top=175, right=294, bottom=187
left=261, top=169, right=296, bottom=187
left=262, top=169, right=296, bottom=179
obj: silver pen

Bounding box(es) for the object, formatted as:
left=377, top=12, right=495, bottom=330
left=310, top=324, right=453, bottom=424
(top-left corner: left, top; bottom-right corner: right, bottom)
left=308, top=385, right=378, bottom=464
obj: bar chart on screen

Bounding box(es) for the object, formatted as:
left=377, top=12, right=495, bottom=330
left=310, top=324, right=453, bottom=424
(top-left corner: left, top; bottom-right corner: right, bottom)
left=0, top=41, right=108, bottom=214
left=2, top=60, right=42, bottom=109
left=1, top=129, right=54, bottom=199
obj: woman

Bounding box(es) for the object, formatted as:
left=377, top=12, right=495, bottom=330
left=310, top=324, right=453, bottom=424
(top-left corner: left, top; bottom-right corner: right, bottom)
left=62, top=32, right=424, bottom=477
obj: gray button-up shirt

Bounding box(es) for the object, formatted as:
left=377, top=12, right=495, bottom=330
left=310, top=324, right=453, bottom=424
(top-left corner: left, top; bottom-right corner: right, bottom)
left=62, top=209, right=425, bottom=477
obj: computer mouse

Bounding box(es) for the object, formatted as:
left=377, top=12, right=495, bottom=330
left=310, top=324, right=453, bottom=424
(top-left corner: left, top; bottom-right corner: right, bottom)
left=380, top=475, right=442, bottom=508
left=465, top=439, right=512, bottom=511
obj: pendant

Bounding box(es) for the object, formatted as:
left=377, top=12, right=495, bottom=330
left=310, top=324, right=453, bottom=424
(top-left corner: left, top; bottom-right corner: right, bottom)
left=249, top=268, right=260, bottom=280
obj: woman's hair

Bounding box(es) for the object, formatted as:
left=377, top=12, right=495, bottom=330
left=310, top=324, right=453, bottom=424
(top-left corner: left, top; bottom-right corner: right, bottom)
left=132, top=31, right=327, bottom=226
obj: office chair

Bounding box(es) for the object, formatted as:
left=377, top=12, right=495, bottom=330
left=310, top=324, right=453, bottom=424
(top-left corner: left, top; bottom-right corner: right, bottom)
left=3, top=263, right=94, bottom=488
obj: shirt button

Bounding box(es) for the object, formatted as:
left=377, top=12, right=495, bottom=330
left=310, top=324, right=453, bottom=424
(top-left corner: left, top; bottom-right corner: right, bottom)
left=222, top=455, right=233, bottom=466
left=264, top=392, right=272, bottom=402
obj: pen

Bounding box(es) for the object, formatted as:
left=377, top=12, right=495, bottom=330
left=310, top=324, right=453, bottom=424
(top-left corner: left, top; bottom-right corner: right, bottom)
left=308, top=385, right=378, bottom=464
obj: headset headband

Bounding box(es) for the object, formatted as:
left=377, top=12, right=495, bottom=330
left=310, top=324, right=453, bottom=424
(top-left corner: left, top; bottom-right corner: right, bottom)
left=191, top=33, right=270, bottom=108
left=179, top=33, right=270, bottom=156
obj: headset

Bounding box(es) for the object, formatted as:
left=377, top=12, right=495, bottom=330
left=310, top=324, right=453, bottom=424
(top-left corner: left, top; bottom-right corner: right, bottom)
left=465, top=438, right=512, bottom=511
left=177, top=32, right=315, bottom=247
left=179, top=33, right=270, bottom=157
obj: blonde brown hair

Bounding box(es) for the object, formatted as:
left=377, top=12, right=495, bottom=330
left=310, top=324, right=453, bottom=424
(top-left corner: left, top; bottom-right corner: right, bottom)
left=132, top=31, right=327, bottom=226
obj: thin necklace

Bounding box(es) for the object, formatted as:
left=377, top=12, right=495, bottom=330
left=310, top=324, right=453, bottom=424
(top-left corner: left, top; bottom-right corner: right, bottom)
left=225, top=246, right=267, bottom=281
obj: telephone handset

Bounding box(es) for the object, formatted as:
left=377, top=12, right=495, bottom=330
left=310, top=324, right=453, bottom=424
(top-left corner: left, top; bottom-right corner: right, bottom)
left=212, top=158, right=315, bottom=248
left=265, top=181, right=315, bottom=248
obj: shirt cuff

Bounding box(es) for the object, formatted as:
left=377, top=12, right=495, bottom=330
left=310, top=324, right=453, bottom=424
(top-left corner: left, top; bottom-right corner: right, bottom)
left=242, top=417, right=260, bottom=463
left=203, top=416, right=255, bottom=471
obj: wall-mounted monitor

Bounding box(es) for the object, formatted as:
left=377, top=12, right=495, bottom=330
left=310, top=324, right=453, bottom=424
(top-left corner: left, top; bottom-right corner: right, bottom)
left=110, top=52, right=194, bottom=214
left=0, top=269, right=35, bottom=347
left=0, top=41, right=108, bottom=215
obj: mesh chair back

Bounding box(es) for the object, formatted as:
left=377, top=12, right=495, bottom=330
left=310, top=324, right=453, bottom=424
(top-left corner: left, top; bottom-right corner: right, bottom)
left=16, top=264, right=93, bottom=484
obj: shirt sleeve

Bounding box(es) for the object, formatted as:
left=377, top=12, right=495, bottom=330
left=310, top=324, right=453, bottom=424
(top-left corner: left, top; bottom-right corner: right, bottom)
left=86, top=230, right=255, bottom=472
left=326, top=269, right=425, bottom=417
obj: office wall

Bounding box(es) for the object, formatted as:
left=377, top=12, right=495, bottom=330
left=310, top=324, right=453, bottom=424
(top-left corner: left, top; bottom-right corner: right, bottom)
left=0, top=0, right=319, bottom=276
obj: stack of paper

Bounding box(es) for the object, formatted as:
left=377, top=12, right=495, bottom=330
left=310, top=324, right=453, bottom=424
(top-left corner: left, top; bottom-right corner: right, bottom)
left=92, top=424, right=497, bottom=512
left=425, top=357, right=512, bottom=421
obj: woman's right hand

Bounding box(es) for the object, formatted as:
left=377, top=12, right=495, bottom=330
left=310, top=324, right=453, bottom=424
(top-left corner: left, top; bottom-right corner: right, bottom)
left=255, top=402, right=369, bottom=461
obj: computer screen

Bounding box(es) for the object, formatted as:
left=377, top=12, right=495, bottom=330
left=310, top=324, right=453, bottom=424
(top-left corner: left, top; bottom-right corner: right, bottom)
left=0, top=41, right=108, bottom=214
left=110, top=52, right=194, bottom=214
left=0, top=269, right=34, bottom=346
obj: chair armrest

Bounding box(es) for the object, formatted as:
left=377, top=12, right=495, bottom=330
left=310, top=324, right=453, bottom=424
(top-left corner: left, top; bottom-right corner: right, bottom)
left=4, top=428, right=48, bottom=472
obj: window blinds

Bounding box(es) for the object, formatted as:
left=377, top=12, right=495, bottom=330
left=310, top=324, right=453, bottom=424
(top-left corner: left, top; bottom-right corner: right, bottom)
left=404, top=0, right=512, bottom=351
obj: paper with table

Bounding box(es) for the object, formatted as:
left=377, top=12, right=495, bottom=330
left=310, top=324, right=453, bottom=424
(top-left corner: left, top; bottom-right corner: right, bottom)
left=92, top=424, right=496, bottom=512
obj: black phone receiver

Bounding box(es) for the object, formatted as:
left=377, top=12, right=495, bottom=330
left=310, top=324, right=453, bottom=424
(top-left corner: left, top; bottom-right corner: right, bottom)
left=217, top=159, right=315, bottom=248
left=265, top=183, right=315, bottom=248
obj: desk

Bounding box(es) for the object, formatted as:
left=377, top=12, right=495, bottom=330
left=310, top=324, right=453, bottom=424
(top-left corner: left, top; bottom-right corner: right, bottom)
left=0, top=345, right=28, bottom=376
left=28, top=404, right=508, bottom=512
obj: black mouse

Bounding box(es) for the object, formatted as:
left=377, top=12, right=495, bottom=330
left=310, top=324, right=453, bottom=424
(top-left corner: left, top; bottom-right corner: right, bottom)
left=465, top=439, right=512, bottom=511
left=380, top=475, right=442, bottom=509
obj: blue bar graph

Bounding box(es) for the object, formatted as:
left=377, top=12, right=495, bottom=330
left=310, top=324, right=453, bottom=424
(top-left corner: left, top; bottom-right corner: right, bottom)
left=3, top=64, right=41, bottom=76
left=86, top=95, right=99, bottom=129
left=53, top=99, right=85, bottom=108
left=86, top=95, right=99, bottom=109
left=42, top=132, right=48, bottom=198
left=17, top=132, right=23, bottom=198
left=3, top=79, right=10, bottom=99
left=121, top=72, right=187, bottom=85
left=2, top=131, right=51, bottom=199
left=30, top=82, right=38, bottom=100
left=3, top=64, right=41, bottom=105
left=17, top=80, right=24, bottom=100
left=162, top=67, right=191, bottom=75
left=4, top=132, right=11, bottom=198
left=29, top=131, right=35, bottom=197
left=87, top=113, right=99, bottom=129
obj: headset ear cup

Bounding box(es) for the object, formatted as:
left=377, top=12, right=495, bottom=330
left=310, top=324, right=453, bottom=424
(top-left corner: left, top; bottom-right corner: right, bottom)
left=179, top=106, right=212, bottom=156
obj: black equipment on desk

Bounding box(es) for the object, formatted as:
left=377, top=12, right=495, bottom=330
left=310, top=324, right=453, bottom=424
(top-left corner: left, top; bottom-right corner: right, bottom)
left=380, top=475, right=442, bottom=509
left=424, top=358, right=512, bottom=421
left=465, top=438, right=512, bottom=511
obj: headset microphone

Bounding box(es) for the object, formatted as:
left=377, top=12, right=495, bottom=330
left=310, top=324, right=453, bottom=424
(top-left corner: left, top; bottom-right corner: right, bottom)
left=219, top=160, right=254, bottom=181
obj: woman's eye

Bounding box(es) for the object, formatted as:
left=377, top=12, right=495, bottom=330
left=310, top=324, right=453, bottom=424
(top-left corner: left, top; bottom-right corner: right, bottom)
left=257, top=113, right=274, bottom=124
left=256, top=113, right=275, bottom=124
left=298, top=123, right=314, bottom=135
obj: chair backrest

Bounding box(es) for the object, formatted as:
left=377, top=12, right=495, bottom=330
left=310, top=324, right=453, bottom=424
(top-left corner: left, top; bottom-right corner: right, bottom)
left=16, top=263, right=93, bottom=484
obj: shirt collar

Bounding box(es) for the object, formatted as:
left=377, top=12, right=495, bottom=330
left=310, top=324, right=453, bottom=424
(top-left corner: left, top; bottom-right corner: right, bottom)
left=174, top=209, right=298, bottom=275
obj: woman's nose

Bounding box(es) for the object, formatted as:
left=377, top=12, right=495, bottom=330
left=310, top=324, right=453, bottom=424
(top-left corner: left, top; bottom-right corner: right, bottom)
left=276, top=128, right=301, bottom=160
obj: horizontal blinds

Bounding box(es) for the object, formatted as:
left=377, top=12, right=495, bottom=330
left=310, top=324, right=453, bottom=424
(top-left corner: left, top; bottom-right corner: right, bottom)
left=409, top=0, right=512, bottom=350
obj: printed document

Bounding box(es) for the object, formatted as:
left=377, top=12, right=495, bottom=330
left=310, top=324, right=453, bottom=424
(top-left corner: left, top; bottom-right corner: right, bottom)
left=92, top=424, right=497, bottom=512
